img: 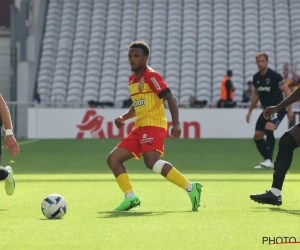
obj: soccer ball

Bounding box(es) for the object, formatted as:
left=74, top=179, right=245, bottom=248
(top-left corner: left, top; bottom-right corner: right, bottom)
left=41, top=194, right=67, bottom=219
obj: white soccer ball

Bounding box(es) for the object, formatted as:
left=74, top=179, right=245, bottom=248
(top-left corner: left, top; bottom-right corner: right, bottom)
left=41, top=194, right=67, bottom=219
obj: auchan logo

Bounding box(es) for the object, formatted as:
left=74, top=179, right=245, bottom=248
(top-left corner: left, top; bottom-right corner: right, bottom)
left=76, top=110, right=201, bottom=138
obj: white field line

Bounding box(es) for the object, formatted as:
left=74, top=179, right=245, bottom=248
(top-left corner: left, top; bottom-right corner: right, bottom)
left=1, top=139, right=40, bottom=149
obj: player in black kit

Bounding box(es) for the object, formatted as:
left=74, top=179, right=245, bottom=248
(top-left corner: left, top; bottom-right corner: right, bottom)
left=250, top=82, right=300, bottom=206
left=246, top=52, right=294, bottom=169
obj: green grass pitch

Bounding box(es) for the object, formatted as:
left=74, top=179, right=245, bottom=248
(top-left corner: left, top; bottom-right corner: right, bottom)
left=0, top=138, right=300, bottom=250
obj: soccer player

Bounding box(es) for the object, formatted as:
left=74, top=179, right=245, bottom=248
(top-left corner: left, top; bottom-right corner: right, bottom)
left=106, top=41, right=202, bottom=211
left=250, top=85, right=300, bottom=205
left=0, top=94, right=19, bottom=195
left=246, top=52, right=293, bottom=169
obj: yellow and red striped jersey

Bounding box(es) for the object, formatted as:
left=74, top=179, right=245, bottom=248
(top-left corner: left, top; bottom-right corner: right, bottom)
left=129, top=66, right=169, bottom=129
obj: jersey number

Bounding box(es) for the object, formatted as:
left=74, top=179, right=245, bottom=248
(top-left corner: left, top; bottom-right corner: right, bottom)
left=270, top=113, right=278, bottom=121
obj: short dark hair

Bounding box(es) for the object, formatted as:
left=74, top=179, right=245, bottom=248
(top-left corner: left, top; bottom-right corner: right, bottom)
left=256, top=52, right=268, bottom=61
left=128, top=41, right=150, bottom=56
left=227, top=70, right=232, bottom=77
left=247, top=81, right=253, bottom=85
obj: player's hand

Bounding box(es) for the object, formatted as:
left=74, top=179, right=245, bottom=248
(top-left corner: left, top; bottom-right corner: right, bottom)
left=287, top=110, right=294, bottom=122
left=171, top=124, right=181, bottom=138
left=114, top=116, right=125, bottom=129
left=4, top=135, right=20, bottom=157
left=263, top=106, right=278, bottom=120
left=246, top=111, right=252, bottom=123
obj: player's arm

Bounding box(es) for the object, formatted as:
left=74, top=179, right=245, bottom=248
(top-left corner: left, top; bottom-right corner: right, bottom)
left=275, top=86, right=300, bottom=111
left=164, top=92, right=179, bottom=120
left=264, top=76, right=295, bottom=121
left=248, top=88, right=259, bottom=112
left=149, top=75, right=176, bottom=114
left=148, top=72, right=181, bottom=137
left=114, top=104, right=135, bottom=129
left=246, top=88, right=259, bottom=123
left=121, top=104, right=135, bottom=121
left=0, top=94, right=20, bottom=156
left=164, top=92, right=181, bottom=137
left=120, top=75, right=136, bottom=121
left=279, top=83, right=292, bottom=113
left=0, top=94, right=13, bottom=131
left=276, top=75, right=294, bottom=121
left=264, top=86, right=300, bottom=120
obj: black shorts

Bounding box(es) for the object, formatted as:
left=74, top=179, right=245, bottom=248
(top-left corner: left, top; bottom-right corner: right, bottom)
left=255, top=109, right=287, bottom=131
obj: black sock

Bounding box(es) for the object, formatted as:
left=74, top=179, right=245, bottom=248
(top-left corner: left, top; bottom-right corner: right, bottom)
left=265, top=130, right=275, bottom=161
left=272, top=132, right=298, bottom=190
left=254, top=139, right=268, bottom=159
left=0, top=167, right=8, bottom=181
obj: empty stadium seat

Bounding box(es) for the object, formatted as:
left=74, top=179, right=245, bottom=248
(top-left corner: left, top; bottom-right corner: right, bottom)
left=36, top=0, right=300, bottom=104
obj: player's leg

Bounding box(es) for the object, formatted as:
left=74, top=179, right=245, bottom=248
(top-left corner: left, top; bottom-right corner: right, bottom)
left=140, top=127, right=202, bottom=211
left=261, top=110, right=286, bottom=168
left=0, top=166, right=15, bottom=195
left=143, top=151, right=202, bottom=211
left=107, top=147, right=133, bottom=178
left=107, top=135, right=141, bottom=211
left=143, top=150, right=192, bottom=190
left=253, top=113, right=268, bottom=169
left=260, top=122, right=276, bottom=168
left=250, top=124, right=300, bottom=205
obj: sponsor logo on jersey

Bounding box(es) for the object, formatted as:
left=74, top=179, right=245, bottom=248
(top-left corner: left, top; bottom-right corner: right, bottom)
left=133, top=99, right=146, bottom=107
left=141, top=137, right=154, bottom=144
left=257, top=86, right=271, bottom=92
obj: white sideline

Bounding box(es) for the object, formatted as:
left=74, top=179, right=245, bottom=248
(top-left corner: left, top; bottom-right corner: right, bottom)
left=1, top=139, right=40, bottom=149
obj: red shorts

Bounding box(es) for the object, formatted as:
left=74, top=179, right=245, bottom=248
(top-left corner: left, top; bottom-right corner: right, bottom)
left=117, top=126, right=167, bottom=159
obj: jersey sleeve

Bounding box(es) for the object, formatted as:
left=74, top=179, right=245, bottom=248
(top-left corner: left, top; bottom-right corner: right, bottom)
left=128, top=75, right=133, bottom=84
left=147, top=72, right=171, bottom=98
left=276, top=73, right=285, bottom=86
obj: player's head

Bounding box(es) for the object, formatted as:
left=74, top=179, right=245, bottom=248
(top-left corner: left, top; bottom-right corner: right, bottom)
left=128, top=41, right=150, bottom=72
left=189, top=96, right=195, bottom=105
left=227, top=70, right=232, bottom=77
left=247, top=81, right=253, bottom=90
left=256, top=52, right=269, bottom=72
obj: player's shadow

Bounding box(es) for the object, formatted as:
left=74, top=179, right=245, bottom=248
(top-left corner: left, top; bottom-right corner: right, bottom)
left=98, top=210, right=191, bottom=218
left=253, top=207, right=300, bottom=216
left=0, top=209, right=8, bottom=212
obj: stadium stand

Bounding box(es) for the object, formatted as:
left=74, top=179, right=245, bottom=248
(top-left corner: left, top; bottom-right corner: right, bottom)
left=37, top=0, right=300, bottom=105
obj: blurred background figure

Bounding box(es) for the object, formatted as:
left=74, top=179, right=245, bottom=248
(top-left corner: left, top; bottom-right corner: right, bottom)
left=88, top=100, right=113, bottom=108
left=282, top=62, right=300, bottom=92
left=242, top=81, right=253, bottom=103
left=122, top=98, right=132, bottom=108
left=218, top=70, right=236, bottom=108
left=88, top=100, right=99, bottom=108
left=186, top=96, right=207, bottom=108
left=282, top=63, right=293, bottom=87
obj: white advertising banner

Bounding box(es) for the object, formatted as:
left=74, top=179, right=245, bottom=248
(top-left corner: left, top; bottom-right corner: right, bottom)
left=27, top=108, right=289, bottom=139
